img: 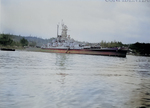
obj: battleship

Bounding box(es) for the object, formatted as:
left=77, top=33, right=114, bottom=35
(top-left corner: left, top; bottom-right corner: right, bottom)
left=41, top=22, right=128, bottom=57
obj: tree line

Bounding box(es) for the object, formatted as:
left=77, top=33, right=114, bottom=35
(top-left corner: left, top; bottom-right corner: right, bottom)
left=100, top=41, right=150, bottom=56
left=129, top=42, right=150, bottom=56
left=100, top=40, right=124, bottom=48
left=0, top=33, right=29, bottom=47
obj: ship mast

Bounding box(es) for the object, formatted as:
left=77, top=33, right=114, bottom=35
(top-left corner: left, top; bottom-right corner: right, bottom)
left=57, top=24, right=59, bottom=37
left=61, top=22, right=68, bottom=38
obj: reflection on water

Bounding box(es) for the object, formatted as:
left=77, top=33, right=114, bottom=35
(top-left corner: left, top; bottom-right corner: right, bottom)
left=0, top=51, right=150, bottom=108
left=55, top=53, right=68, bottom=70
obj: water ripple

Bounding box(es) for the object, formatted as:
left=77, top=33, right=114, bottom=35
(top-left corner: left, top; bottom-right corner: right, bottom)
left=0, top=51, right=150, bottom=108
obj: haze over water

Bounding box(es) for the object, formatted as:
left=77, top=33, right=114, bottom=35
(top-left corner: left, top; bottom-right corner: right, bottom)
left=0, top=51, right=150, bottom=108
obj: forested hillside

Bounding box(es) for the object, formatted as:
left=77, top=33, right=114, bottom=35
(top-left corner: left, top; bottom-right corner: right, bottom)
left=0, top=33, right=53, bottom=47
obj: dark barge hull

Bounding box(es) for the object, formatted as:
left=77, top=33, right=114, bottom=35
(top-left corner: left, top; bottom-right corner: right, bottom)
left=41, top=48, right=128, bottom=57
left=1, top=48, right=15, bottom=51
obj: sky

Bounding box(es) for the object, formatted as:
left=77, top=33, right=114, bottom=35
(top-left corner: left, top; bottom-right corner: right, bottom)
left=0, top=0, right=150, bottom=44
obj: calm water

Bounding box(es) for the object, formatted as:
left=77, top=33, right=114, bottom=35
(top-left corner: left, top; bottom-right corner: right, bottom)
left=0, top=51, right=150, bottom=108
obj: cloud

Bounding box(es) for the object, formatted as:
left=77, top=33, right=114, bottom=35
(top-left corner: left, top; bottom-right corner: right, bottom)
left=1, top=0, right=150, bottom=43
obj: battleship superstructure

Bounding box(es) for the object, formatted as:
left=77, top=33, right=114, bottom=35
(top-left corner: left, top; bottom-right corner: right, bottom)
left=41, top=22, right=128, bottom=57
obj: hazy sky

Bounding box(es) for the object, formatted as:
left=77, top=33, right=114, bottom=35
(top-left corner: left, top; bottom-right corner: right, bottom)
left=1, top=0, right=150, bottom=43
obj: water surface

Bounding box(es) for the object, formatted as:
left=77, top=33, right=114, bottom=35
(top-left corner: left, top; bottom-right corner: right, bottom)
left=0, top=51, right=150, bottom=108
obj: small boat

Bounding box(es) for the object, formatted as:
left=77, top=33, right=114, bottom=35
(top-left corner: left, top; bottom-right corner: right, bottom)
left=41, top=22, right=128, bottom=57
left=1, top=48, right=15, bottom=51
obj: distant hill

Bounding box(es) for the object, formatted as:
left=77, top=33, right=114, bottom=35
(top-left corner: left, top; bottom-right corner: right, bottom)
left=24, top=36, right=53, bottom=46
left=9, top=34, right=53, bottom=46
